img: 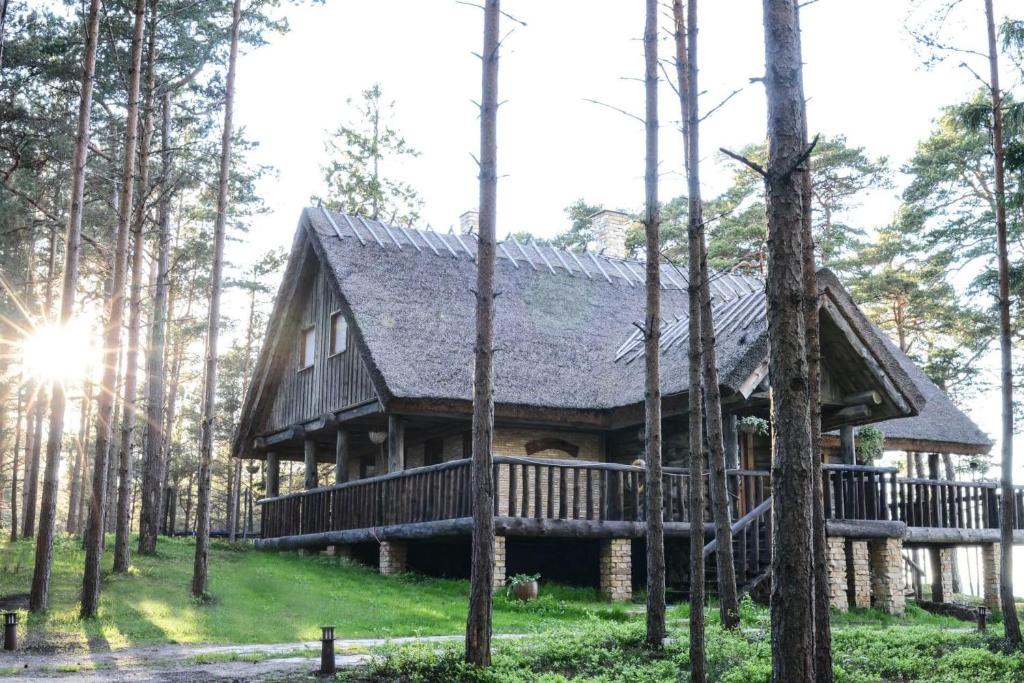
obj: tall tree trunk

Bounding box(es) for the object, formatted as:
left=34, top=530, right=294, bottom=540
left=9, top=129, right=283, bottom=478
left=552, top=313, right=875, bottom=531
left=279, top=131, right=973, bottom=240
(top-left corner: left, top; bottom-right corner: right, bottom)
left=139, top=92, right=173, bottom=555
left=792, top=3, right=832, bottom=677
left=673, top=3, right=704, bottom=676
left=679, top=0, right=740, bottom=630
left=464, top=0, right=499, bottom=667
left=762, top=0, right=815, bottom=679
left=157, top=259, right=187, bottom=534
left=984, top=0, right=1021, bottom=647
left=0, top=362, right=10, bottom=535
left=81, top=0, right=147, bottom=619
left=24, top=224, right=58, bottom=540
left=642, top=0, right=666, bottom=650
left=66, top=380, right=92, bottom=534
left=9, top=381, right=21, bottom=542
left=30, top=0, right=102, bottom=611
left=22, top=384, right=44, bottom=538
left=192, top=0, right=241, bottom=597
left=114, top=3, right=158, bottom=573
left=229, top=282, right=257, bottom=542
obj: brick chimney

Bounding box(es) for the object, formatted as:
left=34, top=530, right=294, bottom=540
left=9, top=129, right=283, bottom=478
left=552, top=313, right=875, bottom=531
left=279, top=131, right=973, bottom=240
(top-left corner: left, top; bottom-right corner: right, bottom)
left=589, top=210, right=631, bottom=258
left=459, top=210, right=479, bottom=235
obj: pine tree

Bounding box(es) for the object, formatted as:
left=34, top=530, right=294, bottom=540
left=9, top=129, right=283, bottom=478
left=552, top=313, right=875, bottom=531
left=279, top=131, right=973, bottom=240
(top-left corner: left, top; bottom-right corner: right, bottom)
left=464, top=0, right=499, bottom=667
left=317, top=84, right=422, bottom=224
left=192, top=0, right=242, bottom=598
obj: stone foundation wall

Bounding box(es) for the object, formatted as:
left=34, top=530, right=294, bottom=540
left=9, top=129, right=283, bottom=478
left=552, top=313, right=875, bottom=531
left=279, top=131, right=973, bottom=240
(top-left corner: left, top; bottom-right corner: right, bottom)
left=932, top=547, right=954, bottom=603
left=869, top=538, right=905, bottom=615
left=983, top=543, right=1001, bottom=611
left=494, top=536, right=506, bottom=588
left=379, top=540, right=407, bottom=576
left=600, top=538, right=632, bottom=602
left=847, top=540, right=871, bottom=609
left=827, top=537, right=848, bottom=611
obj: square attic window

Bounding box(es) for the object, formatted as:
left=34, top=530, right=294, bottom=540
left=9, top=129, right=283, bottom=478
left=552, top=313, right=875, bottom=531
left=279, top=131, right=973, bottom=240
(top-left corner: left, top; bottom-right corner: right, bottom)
left=330, top=311, right=348, bottom=355
left=299, top=326, right=315, bottom=370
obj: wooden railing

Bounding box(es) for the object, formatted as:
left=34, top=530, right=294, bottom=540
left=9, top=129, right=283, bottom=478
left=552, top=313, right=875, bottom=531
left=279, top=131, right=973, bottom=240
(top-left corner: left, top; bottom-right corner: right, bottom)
left=260, top=456, right=772, bottom=539
left=260, top=459, right=1024, bottom=541
left=824, top=464, right=1024, bottom=530
left=895, top=478, right=1001, bottom=529
left=823, top=464, right=898, bottom=521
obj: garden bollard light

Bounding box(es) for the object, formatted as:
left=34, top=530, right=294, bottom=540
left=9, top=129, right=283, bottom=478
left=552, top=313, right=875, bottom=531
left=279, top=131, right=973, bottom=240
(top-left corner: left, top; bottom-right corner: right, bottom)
left=978, top=606, right=988, bottom=632
left=320, top=625, right=336, bottom=674
left=3, top=612, right=16, bottom=651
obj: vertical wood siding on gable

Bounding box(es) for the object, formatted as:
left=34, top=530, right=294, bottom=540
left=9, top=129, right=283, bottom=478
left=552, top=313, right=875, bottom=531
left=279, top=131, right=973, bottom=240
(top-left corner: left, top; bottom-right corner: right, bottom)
left=261, top=265, right=376, bottom=433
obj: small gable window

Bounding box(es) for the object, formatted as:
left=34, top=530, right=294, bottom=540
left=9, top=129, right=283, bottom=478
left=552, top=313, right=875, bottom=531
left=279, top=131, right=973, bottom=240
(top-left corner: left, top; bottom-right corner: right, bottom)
left=299, top=326, right=315, bottom=370
left=330, top=311, right=348, bottom=356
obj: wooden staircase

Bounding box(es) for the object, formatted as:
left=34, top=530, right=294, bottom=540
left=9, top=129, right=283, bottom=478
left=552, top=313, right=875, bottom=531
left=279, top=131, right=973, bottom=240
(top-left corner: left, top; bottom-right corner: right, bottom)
left=680, top=496, right=774, bottom=598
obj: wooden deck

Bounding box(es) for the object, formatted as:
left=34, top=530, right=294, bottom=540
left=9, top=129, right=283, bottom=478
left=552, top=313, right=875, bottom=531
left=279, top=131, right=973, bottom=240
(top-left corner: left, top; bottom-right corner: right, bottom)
left=256, top=457, right=1024, bottom=550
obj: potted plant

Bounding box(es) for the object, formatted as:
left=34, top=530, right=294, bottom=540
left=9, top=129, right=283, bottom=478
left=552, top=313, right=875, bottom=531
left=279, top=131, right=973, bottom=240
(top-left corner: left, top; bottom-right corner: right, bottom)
left=507, top=573, right=540, bottom=602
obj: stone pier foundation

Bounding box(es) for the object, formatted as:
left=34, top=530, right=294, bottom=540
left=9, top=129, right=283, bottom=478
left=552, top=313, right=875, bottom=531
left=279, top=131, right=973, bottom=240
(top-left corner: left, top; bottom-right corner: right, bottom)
left=326, top=544, right=352, bottom=560
left=847, top=540, right=871, bottom=609
left=379, top=541, right=407, bottom=576
left=869, top=538, right=905, bottom=615
left=930, top=547, right=955, bottom=603
left=493, top=536, right=507, bottom=589
left=982, top=543, right=1001, bottom=611
left=827, top=537, right=848, bottom=611
left=600, top=538, right=632, bottom=602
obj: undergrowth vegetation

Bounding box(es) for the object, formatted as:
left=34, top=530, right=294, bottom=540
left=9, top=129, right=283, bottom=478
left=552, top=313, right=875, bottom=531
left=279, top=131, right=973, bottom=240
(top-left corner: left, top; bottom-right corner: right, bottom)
left=342, top=618, right=1024, bottom=683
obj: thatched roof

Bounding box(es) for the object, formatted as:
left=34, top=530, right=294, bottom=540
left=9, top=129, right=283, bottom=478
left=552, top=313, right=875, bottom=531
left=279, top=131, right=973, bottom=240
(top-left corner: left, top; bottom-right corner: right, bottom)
left=305, top=207, right=774, bottom=410
left=235, top=207, right=991, bottom=454
left=850, top=333, right=991, bottom=455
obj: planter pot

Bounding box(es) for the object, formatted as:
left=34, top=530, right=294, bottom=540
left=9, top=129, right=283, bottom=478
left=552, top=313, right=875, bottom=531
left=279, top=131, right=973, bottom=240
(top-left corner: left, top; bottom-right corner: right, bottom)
left=512, top=580, right=539, bottom=602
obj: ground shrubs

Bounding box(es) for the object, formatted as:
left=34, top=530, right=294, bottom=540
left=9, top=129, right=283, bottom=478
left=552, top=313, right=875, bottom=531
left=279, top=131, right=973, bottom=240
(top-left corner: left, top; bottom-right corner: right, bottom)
left=344, top=617, right=1024, bottom=682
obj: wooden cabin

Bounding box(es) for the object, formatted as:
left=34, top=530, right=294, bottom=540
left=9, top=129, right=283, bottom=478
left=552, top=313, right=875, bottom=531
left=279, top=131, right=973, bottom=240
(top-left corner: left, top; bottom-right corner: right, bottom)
left=233, top=207, right=1019, bottom=614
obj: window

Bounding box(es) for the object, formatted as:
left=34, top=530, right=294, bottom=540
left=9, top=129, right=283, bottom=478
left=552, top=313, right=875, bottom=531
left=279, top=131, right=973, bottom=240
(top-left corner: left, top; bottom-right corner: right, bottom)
left=330, top=311, right=348, bottom=355
left=299, top=326, right=315, bottom=370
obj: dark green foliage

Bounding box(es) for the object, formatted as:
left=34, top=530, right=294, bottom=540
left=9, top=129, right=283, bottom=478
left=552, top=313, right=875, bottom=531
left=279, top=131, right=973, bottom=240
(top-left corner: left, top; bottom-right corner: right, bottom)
left=549, top=199, right=607, bottom=251
left=854, top=426, right=884, bottom=466
left=342, top=616, right=1024, bottom=683
left=316, top=84, right=423, bottom=225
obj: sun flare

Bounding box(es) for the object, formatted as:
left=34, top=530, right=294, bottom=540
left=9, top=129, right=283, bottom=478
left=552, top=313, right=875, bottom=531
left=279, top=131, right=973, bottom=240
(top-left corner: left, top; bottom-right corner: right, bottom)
left=20, top=319, right=97, bottom=388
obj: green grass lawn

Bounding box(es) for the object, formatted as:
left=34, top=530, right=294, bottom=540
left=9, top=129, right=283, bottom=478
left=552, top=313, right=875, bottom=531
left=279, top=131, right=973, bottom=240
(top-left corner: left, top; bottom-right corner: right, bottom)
left=0, top=535, right=630, bottom=651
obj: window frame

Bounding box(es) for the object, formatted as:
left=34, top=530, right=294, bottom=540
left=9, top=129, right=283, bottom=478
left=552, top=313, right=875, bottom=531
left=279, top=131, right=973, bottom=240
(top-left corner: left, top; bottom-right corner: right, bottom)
left=298, top=325, right=316, bottom=371
left=329, top=310, right=348, bottom=357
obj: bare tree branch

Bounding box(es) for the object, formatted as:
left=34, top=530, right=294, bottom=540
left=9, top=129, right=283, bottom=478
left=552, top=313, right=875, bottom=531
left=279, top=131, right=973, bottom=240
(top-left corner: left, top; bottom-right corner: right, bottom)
left=720, top=147, right=766, bottom=176
left=583, top=98, right=645, bottom=125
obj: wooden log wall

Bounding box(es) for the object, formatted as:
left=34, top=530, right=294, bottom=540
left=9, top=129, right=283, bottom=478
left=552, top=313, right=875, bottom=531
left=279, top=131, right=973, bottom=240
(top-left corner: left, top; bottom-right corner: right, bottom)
left=262, top=264, right=376, bottom=433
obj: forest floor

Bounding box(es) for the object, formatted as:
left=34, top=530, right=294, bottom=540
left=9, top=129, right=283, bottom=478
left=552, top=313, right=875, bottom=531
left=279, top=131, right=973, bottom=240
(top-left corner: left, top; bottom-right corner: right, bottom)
left=0, top=535, right=630, bottom=651
left=0, top=534, right=1013, bottom=681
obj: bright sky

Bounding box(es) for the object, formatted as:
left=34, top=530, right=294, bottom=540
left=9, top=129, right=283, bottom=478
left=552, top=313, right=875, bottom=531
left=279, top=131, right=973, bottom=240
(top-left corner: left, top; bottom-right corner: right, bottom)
left=231, top=0, right=1018, bottom=471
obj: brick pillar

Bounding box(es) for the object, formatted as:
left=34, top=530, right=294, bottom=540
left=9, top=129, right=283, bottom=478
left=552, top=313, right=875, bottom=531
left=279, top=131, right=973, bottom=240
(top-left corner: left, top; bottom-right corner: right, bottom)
left=930, top=547, right=955, bottom=603
left=869, top=538, right=905, bottom=615
left=326, top=544, right=352, bottom=559
left=493, top=536, right=506, bottom=589
left=600, top=538, right=632, bottom=601
left=379, top=541, right=407, bottom=576
left=982, top=543, right=1001, bottom=611
left=847, top=540, right=871, bottom=609
left=827, top=537, right=849, bottom=611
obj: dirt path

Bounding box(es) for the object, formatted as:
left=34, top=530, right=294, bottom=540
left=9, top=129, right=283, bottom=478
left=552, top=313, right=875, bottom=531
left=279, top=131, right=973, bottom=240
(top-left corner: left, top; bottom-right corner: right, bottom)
left=0, top=635, right=494, bottom=681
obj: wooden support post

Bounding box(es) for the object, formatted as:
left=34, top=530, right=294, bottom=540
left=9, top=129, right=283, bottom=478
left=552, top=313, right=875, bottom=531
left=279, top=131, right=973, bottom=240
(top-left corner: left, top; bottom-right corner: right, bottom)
left=840, top=425, right=856, bottom=465
left=304, top=439, right=318, bottom=490
left=928, top=453, right=940, bottom=480
left=266, top=451, right=280, bottom=498
left=388, top=415, right=405, bottom=473
left=335, top=430, right=349, bottom=485
left=724, top=414, right=739, bottom=470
